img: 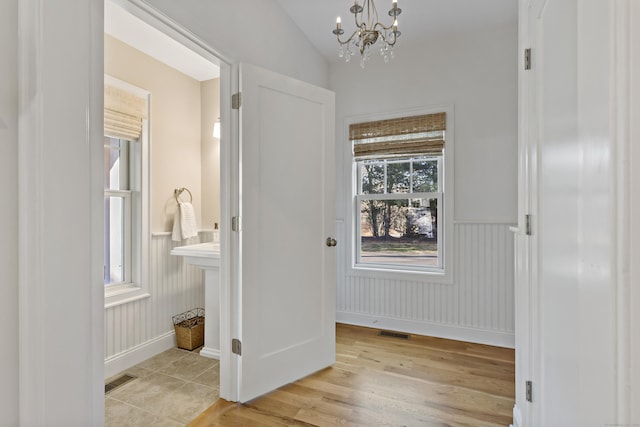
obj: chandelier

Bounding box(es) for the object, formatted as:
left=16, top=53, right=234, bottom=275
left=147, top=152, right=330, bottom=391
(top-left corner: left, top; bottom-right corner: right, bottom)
left=332, top=0, right=402, bottom=68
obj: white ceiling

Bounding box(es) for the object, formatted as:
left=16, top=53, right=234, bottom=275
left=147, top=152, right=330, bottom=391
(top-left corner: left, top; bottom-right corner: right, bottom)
left=275, top=0, right=518, bottom=63
left=105, top=1, right=220, bottom=81
left=104, top=1, right=517, bottom=78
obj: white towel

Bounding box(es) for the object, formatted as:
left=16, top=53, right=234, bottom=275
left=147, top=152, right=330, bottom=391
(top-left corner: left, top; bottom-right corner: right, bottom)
left=179, top=202, right=198, bottom=239
left=171, top=202, right=198, bottom=241
left=171, top=208, right=182, bottom=242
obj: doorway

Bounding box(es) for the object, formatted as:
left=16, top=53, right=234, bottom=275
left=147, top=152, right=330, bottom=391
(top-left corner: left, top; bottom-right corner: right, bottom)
left=103, top=0, right=337, bottom=414
left=103, top=1, right=230, bottom=421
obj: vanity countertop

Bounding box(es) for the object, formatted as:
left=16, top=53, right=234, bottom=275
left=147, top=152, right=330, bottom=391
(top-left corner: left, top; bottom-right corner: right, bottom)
left=171, top=242, right=220, bottom=269
left=171, top=242, right=220, bottom=257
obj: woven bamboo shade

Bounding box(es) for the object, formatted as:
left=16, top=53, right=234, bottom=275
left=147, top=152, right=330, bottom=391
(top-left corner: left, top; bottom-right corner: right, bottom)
left=351, top=112, right=446, bottom=160
left=104, top=85, right=147, bottom=140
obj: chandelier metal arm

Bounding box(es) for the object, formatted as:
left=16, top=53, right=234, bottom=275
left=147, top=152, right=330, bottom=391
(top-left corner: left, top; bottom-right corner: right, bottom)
left=376, top=32, right=398, bottom=48
left=332, top=0, right=402, bottom=67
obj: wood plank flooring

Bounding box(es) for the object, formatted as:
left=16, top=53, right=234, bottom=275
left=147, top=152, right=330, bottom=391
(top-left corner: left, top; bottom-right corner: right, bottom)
left=189, top=324, right=515, bottom=427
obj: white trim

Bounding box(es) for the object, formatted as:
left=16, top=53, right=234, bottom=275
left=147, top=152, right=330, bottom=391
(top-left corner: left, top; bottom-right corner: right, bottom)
left=110, top=0, right=232, bottom=66
left=152, top=229, right=216, bottom=237
left=220, top=63, right=238, bottom=402
left=337, top=312, right=515, bottom=349
left=512, top=405, right=523, bottom=427
left=104, top=287, right=150, bottom=308
left=343, top=105, right=455, bottom=285
left=347, top=265, right=451, bottom=283
left=628, top=1, right=640, bottom=422
left=90, top=0, right=107, bottom=422
left=454, top=219, right=517, bottom=225
left=104, top=331, right=176, bottom=379
left=614, top=0, right=634, bottom=423
left=18, top=0, right=46, bottom=422
left=19, top=0, right=105, bottom=423
left=199, top=347, right=221, bottom=360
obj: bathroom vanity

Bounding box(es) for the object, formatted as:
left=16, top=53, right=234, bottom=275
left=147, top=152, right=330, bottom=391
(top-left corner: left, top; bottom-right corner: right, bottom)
left=170, top=242, right=220, bottom=359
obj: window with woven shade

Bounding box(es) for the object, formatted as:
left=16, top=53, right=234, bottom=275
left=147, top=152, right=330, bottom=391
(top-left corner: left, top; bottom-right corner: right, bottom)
left=350, top=112, right=447, bottom=272
left=104, top=75, right=151, bottom=308
left=104, top=84, right=147, bottom=141
left=351, top=112, right=445, bottom=160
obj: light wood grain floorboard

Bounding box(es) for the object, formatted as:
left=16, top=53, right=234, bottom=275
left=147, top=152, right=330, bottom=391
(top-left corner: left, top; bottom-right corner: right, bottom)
left=189, top=323, right=515, bottom=427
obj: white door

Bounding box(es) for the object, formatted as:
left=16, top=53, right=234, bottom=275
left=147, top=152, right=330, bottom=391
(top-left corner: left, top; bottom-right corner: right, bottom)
left=516, top=1, right=632, bottom=426
left=236, top=63, right=336, bottom=402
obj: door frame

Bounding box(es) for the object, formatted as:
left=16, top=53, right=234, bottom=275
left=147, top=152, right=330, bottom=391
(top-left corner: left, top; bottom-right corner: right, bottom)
left=107, top=0, right=240, bottom=401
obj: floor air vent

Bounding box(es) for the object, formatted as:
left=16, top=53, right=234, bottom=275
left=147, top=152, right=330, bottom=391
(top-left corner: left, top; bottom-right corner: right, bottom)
left=379, top=330, right=410, bottom=339
left=105, top=373, right=137, bottom=394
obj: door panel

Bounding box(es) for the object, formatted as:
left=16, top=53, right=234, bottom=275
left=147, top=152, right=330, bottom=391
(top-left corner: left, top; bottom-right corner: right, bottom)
left=237, top=63, right=335, bottom=402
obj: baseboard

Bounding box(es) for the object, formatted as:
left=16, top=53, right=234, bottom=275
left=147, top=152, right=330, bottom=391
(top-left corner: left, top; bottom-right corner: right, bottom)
left=336, top=312, right=515, bottom=348
left=512, top=404, right=522, bottom=427
left=104, top=331, right=176, bottom=379
left=199, top=346, right=220, bottom=360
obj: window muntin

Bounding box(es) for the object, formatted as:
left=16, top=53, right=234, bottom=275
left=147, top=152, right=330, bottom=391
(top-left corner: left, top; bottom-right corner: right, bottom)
left=356, top=156, right=443, bottom=270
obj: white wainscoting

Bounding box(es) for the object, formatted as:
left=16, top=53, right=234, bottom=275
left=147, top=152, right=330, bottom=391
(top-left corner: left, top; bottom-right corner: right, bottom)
left=337, top=222, right=515, bottom=348
left=104, top=231, right=211, bottom=378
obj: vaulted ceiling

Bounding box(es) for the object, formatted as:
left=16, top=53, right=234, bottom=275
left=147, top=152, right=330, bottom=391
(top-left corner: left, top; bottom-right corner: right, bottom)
left=105, top=0, right=518, bottom=80
left=275, top=0, right=518, bottom=63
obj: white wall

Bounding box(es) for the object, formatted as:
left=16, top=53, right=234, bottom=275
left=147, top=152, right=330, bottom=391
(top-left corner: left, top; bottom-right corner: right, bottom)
left=106, top=34, right=204, bottom=232
left=331, top=23, right=518, bottom=222
left=331, top=22, right=518, bottom=347
left=105, top=232, right=209, bottom=379
left=144, top=0, right=330, bottom=89
left=201, top=78, right=221, bottom=229
left=0, top=0, right=19, bottom=423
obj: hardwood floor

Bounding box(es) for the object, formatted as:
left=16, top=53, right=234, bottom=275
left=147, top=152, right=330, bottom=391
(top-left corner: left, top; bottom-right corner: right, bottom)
left=189, top=324, right=515, bottom=427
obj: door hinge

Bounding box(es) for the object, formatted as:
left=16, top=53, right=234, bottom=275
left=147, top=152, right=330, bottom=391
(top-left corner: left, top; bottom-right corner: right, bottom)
left=526, top=380, right=533, bottom=402
left=524, top=48, right=532, bottom=70
left=525, top=214, right=532, bottom=236
left=232, top=92, right=242, bottom=109
left=231, top=216, right=241, bottom=232
left=232, top=338, right=242, bottom=355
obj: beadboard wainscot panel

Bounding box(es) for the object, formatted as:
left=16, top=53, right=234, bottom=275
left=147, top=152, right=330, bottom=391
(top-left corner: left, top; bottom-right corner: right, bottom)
left=104, top=231, right=212, bottom=378
left=337, top=222, right=515, bottom=348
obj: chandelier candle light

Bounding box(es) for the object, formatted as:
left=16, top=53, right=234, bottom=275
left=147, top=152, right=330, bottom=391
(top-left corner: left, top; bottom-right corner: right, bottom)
left=332, top=0, right=402, bottom=68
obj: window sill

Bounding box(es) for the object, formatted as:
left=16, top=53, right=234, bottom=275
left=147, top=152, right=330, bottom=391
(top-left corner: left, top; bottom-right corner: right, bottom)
left=349, top=264, right=453, bottom=284
left=105, top=284, right=150, bottom=309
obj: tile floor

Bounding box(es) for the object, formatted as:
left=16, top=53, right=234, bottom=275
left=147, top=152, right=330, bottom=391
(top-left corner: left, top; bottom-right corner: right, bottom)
left=105, top=348, right=219, bottom=426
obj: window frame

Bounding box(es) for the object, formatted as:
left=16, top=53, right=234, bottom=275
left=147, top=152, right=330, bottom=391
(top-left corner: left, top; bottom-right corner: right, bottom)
left=104, top=137, right=132, bottom=285
left=104, top=188, right=133, bottom=284
left=104, top=75, right=151, bottom=308
left=344, top=105, right=454, bottom=284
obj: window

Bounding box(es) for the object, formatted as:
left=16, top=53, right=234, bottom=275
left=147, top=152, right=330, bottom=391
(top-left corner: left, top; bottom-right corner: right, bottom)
left=104, top=137, right=134, bottom=285
left=357, top=156, right=442, bottom=269
left=104, top=76, right=150, bottom=307
left=349, top=110, right=453, bottom=279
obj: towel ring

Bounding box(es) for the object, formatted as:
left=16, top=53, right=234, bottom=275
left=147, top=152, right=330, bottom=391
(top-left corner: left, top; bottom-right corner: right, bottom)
left=174, top=187, right=193, bottom=204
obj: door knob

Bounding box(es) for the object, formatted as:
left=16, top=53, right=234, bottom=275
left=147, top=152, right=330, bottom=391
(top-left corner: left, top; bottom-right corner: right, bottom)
left=325, top=237, right=337, bottom=247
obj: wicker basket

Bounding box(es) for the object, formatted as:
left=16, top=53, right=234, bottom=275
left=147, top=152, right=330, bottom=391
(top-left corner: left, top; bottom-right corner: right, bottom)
left=172, top=308, right=204, bottom=351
